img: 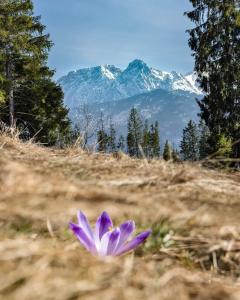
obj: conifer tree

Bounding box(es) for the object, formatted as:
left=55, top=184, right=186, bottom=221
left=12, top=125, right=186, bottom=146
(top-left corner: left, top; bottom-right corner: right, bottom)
left=142, top=120, right=151, bottom=158
left=0, top=0, right=70, bottom=143
left=163, top=140, right=172, bottom=161
left=198, top=120, right=210, bottom=159
left=97, top=130, right=108, bottom=152
left=117, top=135, right=125, bottom=152
left=186, top=0, right=240, bottom=157
left=108, top=119, right=117, bottom=153
left=180, top=120, right=199, bottom=161
left=217, top=134, right=232, bottom=158
left=172, top=148, right=181, bottom=162
left=127, top=107, right=142, bottom=157
left=14, top=79, right=70, bottom=145
left=151, top=121, right=160, bottom=158
left=97, top=112, right=108, bottom=152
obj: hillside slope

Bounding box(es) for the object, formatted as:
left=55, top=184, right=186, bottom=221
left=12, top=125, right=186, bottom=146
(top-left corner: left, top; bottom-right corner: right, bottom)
left=0, top=135, right=240, bottom=300
left=75, top=89, right=199, bottom=145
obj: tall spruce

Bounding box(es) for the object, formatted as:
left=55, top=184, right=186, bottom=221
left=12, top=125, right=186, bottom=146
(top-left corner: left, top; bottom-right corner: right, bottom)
left=151, top=121, right=160, bottom=158
left=97, top=113, right=108, bottom=152
left=0, top=0, right=70, bottom=143
left=163, top=140, right=172, bottom=161
left=142, top=120, right=151, bottom=158
left=127, top=107, right=142, bottom=157
left=117, top=135, right=125, bottom=152
left=180, top=120, right=199, bottom=161
left=185, top=0, right=240, bottom=157
left=172, top=148, right=181, bottom=162
left=198, top=120, right=210, bottom=159
left=108, top=119, right=117, bottom=153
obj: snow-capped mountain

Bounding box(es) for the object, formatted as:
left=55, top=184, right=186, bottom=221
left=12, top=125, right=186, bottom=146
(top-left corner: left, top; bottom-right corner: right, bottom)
left=58, top=59, right=202, bottom=108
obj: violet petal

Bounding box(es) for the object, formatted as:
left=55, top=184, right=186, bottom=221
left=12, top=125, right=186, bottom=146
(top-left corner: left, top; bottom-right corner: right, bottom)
left=77, top=210, right=94, bottom=241
left=99, top=231, right=111, bottom=256
left=99, top=228, right=121, bottom=256
left=115, top=230, right=151, bottom=256
left=95, top=211, right=113, bottom=241
left=116, top=221, right=135, bottom=251
left=69, top=222, right=97, bottom=254
left=107, top=228, right=121, bottom=255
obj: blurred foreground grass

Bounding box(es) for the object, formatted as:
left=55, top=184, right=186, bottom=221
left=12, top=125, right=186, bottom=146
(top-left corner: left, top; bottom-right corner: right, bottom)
left=0, top=134, right=240, bottom=299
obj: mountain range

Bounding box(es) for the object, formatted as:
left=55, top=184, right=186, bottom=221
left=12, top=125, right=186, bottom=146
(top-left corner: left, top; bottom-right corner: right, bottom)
left=58, top=59, right=203, bottom=146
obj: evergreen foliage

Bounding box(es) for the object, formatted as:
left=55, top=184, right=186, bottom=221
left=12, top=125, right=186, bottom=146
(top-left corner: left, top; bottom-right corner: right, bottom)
left=107, top=119, right=117, bottom=153
left=151, top=121, right=160, bottom=158
left=217, top=134, right=233, bottom=158
left=139, top=120, right=160, bottom=158
left=142, top=120, right=151, bottom=158
left=0, top=0, right=70, bottom=143
left=186, top=0, right=240, bottom=158
left=172, top=148, right=181, bottom=162
left=97, top=130, right=108, bottom=152
left=180, top=120, right=199, bottom=161
left=163, top=140, right=172, bottom=161
left=117, top=135, right=125, bottom=152
left=127, top=107, right=143, bottom=157
left=198, top=120, right=210, bottom=159
left=97, top=113, right=108, bottom=152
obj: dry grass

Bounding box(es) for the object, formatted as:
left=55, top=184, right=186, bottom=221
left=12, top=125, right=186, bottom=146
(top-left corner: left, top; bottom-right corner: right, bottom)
left=0, top=133, right=240, bottom=300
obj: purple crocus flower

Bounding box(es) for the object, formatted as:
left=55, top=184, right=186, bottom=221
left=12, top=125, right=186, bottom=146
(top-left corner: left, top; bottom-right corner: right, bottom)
left=69, top=211, right=151, bottom=256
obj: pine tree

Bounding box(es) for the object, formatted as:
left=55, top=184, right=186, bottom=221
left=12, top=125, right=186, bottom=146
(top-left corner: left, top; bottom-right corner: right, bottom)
left=0, top=0, right=70, bottom=143
left=172, top=148, right=181, bottom=162
left=142, top=120, right=151, bottom=158
left=151, top=121, right=160, bottom=158
left=117, top=135, right=125, bottom=152
left=163, top=140, right=172, bottom=161
left=185, top=0, right=240, bottom=158
left=97, top=130, right=108, bottom=152
left=198, top=120, right=210, bottom=159
left=14, top=79, right=70, bottom=145
left=180, top=120, right=199, bottom=161
left=217, top=134, right=232, bottom=158
left=127, top=107, right=142, bottom=157
left=108, top=119, right=117, bottom=153
left=97, top=112, right=108, bottom=152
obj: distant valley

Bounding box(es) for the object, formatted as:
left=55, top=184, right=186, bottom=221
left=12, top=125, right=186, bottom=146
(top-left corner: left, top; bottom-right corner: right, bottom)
left=58, top=59, right=202, bottom=145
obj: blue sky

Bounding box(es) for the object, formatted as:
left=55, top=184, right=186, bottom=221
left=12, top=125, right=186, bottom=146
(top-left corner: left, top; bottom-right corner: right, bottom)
left=33, top=0, right=194, bottom=78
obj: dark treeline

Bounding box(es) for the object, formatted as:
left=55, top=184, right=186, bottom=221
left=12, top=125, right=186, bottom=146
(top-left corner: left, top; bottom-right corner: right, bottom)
left=95, top=107, right=162, bottom=159
left=0, top=0, right=70, bottom=144
left=93, top=107, right=181, bottom=161
left=185, top=0, right=240, bottom=160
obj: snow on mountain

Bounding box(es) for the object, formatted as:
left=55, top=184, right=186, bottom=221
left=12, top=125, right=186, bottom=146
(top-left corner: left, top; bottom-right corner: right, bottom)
left=58, top=64, right=122, bottom=108
left=58, top=59, right=202, bottom=108
left=184, top=72, right=201, bottom=94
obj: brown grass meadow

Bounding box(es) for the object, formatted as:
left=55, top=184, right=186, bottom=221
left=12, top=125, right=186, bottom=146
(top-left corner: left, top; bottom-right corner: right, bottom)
left=0, top=133, right=240, bottom=299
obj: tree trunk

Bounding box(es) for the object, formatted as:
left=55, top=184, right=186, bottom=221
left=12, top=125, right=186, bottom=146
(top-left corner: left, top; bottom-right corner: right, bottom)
left=9, top=82, right=14, bottom=127
left=6, top=58, right=15, bottom=127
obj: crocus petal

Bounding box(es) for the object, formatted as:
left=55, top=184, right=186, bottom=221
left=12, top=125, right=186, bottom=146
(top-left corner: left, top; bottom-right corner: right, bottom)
left=77, top=210, right=94, bottom=241
left=116, top=221, right=135, bottom=251
left=69, top=222, right=97, bottom=255
left=107, top=228, right=121, bottom=255
left=115, top=230, right=151, bottom=256
left=99, top=228, right=121, bottom=256
left=99, top=231, right=111, bottom=256
left=95, top=211, right=113, bottom=241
